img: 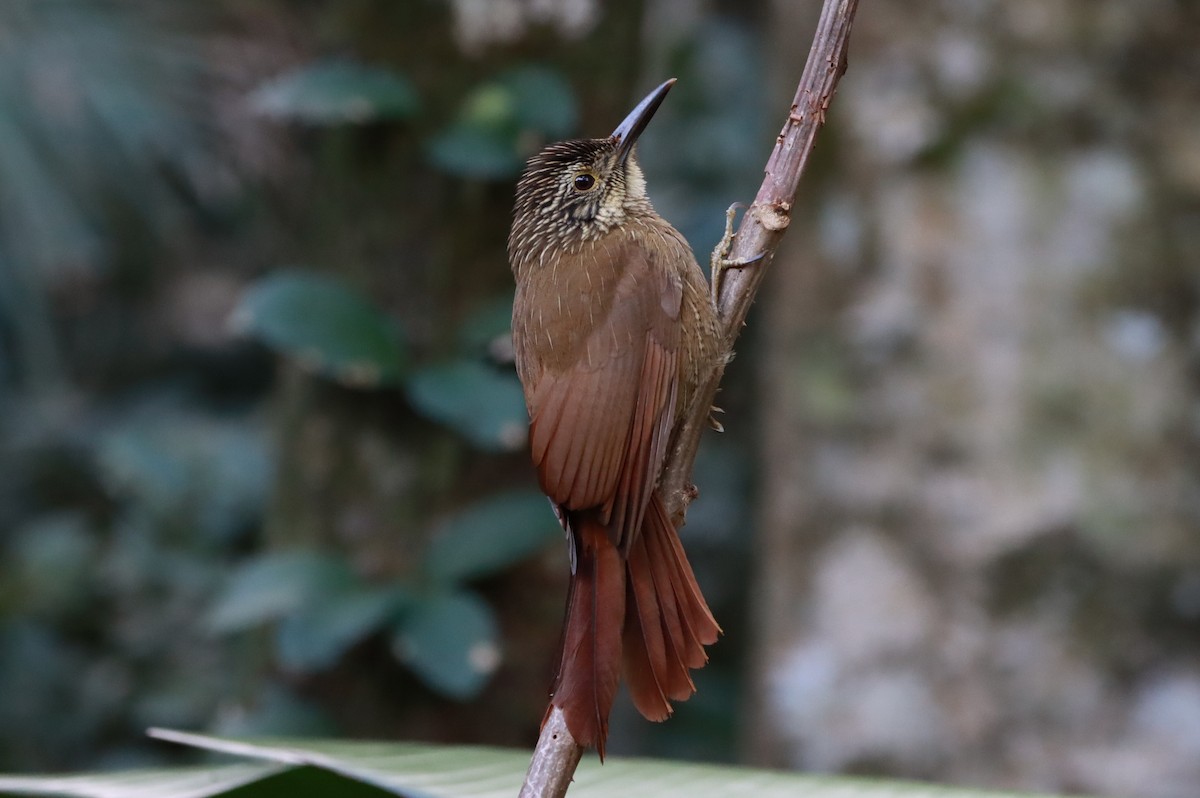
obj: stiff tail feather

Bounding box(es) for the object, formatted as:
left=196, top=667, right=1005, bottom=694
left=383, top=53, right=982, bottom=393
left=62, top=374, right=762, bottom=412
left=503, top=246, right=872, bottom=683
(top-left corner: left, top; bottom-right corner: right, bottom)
left=621, top=493, right=721, bottom=723
left=549, top=515, right=625, bottom=759
left=549, top=498, right=720, bottom=757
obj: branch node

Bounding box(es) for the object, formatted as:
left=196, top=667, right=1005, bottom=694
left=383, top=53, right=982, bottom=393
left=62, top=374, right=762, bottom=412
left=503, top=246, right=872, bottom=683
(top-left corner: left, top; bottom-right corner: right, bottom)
left=752, top=202, right=791, bottom=232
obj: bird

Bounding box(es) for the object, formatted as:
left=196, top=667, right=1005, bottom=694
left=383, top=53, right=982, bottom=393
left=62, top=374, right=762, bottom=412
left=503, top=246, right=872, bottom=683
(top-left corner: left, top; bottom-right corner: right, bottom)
left=508, top=78, right=722, bottom=758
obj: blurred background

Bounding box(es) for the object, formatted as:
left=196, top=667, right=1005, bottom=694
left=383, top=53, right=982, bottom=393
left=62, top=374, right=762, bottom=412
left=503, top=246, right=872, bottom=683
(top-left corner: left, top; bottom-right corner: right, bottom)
left=0, top=1, right=1197, bottom=796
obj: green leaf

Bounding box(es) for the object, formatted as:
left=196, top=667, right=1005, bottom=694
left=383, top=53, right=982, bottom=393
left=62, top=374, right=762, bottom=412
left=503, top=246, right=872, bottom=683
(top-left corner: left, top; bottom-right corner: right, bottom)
left=499, top=65, right=578, bottom=140
left=210, top=684, right=337, bottom=741
left=424, top=491, right=560, bottom=584
left=0, top=764, right=403, bottom=798
left=232, top=271, right=406, bottom=388
left=275, top=586, right=413, bottom=673
left=0, top=762, right=284, bottom=798
left=457, top=84, right=516, bottom=129
left=427, top=124, right=524, bottom=180
left=11, top=512, right=97, bottom=616
left=391, top=591, right=499, bottom=700
left=127, top=731, right=1084, bottom=798
left=405, top=360, right=527, bottom=451
left=456, top=294, right=514, bottom=355
left=97, top=407, right=272, bottom=542
left=250, top=59, right=418, bottom=124
left=0, top=726, right=1100, bottom=798
left=426, top=65, right=578, bottom=180
left=226, top=766, right=404, bottom=797
left=206, top=551, right=354, bottom=633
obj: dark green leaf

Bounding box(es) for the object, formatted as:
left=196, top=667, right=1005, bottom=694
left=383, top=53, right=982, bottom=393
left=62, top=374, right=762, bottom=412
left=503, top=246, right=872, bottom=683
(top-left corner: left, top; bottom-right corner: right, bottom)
left=0, top=623, right=88, bottom=756
left=427, top=124, right=523, bottom=180
left=206, top=552, right=354, bottom=633
left=424, top=491, right=559, bottom=584
left=250, top=59, right=418, bottom=124
left=499, top=66, right=578, bottom=140
left=426, top=66, right=577, bottom=180
left=210, top=685, right=337, bottom=740
left=223, top=766, right=403, bottom=797
left=275, top=586, right=413, bottom=673
left=391, top=591, right=499, bottom=700
left=98, top=407, right=272, bottom=542
left=405, top=360, right=527, bottom=451
left=456, top=83, right=515, bottom=128
left=11, top=513, right=97, bottom=616
left=456, top=294, right=514, bottom=356
left=232, top=271, right=406, bottom=388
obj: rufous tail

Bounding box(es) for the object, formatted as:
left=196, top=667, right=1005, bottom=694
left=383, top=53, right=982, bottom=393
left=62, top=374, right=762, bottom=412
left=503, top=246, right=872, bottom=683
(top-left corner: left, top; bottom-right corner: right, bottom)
left=549, top=514, right=625, bottom=759
left=548, top=496, right=720, bottom=759
left=621, top=493, right=721, bottom=722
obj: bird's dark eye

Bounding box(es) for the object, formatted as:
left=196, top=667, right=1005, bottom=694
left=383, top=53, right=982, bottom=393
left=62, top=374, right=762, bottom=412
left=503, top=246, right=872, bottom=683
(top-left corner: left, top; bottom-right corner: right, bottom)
left=573, top=173, right=596, bottom=191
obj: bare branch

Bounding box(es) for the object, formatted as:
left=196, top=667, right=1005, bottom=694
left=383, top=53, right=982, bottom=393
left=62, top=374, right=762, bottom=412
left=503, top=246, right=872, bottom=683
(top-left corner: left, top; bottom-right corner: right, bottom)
left=519, top=0, right=859, bottom=794
left=517, top=708, right=582, bottom=798
left=659, top=0, right=859, bottom=520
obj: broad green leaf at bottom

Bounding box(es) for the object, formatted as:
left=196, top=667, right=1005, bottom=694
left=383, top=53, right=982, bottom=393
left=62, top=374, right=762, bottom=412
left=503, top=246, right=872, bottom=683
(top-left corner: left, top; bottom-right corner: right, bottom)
left=0, top=762, right=283, bottom=798
left=153, top=730, right=1074, bottom=798
left=0, top=730, right=1088, bottom=798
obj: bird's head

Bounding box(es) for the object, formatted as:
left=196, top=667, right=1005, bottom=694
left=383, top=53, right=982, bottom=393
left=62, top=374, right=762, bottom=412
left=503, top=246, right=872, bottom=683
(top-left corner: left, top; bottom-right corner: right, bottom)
left=510, top=79, right=674, bottom=252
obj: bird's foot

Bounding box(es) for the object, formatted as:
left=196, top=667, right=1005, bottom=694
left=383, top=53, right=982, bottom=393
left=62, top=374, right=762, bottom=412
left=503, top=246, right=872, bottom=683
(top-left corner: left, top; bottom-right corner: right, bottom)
left=710, top=203, right=765, bottom=306
left=708, top=404, right=725, bottom=433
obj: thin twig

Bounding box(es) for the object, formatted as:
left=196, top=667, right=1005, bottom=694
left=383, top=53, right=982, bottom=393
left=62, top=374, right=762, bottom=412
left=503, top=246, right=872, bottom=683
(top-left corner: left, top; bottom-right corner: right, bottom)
left=517, top=708, right=582, bottom=798
left=518, top=1, right=859, bottom=795
left=659, top=0, right=858, bottom=519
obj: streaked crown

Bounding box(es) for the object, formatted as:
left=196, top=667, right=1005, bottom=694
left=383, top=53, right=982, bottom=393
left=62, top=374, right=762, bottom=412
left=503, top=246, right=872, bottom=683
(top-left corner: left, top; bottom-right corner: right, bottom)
left=508, top=79, right=675, bottom=274
left=510, top=139, right=649, bottom=247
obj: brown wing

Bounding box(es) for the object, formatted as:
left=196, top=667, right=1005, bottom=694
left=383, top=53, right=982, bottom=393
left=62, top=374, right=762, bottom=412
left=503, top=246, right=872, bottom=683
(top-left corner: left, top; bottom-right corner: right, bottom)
left=523, top=239, right=683, bottom=553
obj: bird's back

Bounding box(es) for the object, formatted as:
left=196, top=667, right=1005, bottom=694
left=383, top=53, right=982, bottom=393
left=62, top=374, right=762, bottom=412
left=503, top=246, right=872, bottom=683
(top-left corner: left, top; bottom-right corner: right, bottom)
left=511, top=214, right=719, bottom=426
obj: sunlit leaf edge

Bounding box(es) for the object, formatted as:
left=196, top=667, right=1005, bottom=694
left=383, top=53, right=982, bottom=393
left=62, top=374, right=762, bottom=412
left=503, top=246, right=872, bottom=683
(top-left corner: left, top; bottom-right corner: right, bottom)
left=0, top=729, right=1094, bottom=798
left=0, top=761, right=284, bottom=798
left=114, top=730, right=1089, bottom=798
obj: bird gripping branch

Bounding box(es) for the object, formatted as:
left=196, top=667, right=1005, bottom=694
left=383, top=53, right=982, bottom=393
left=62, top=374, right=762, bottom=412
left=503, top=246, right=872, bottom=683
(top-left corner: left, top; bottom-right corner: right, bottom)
left=508, top=79, right=722, bottom=758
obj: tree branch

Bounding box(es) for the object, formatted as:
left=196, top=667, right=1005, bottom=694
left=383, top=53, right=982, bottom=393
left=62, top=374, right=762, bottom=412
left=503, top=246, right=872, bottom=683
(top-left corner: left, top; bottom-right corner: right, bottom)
left=659, top=0, right=858, bottom=519
left=519, top=1, right=859, bottom=794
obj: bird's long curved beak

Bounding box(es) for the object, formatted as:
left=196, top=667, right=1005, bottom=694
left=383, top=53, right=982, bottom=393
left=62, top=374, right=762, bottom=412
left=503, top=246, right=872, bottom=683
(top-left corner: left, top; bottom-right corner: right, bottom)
left=612, top=78, right=675, bottom=163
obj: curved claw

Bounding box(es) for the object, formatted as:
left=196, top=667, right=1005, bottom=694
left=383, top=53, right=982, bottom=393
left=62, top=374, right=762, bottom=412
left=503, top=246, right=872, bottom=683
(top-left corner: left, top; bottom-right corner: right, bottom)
left=710, top=203, right=766, bottom=306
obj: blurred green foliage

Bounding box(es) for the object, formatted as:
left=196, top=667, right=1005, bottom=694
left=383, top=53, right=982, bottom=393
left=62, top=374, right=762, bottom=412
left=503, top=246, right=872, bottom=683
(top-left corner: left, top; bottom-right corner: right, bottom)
left=424, top=492, right=561, bottom=584
left=233, top=272, right=408, bottom=388
left=233, top=267, right=527, bottom=445
left=429, top=66, right=579, bottom=179
left=205, top=489, right=559, bottom=699
left=250, top=59, right=419, bottom=125
left=405, top=361, right=528, bottom=451
left=0, top=399, right=280, bottom=769
left=0, top=0, right=222, bottom=388
left=0, top=0, right=756, bottom=775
